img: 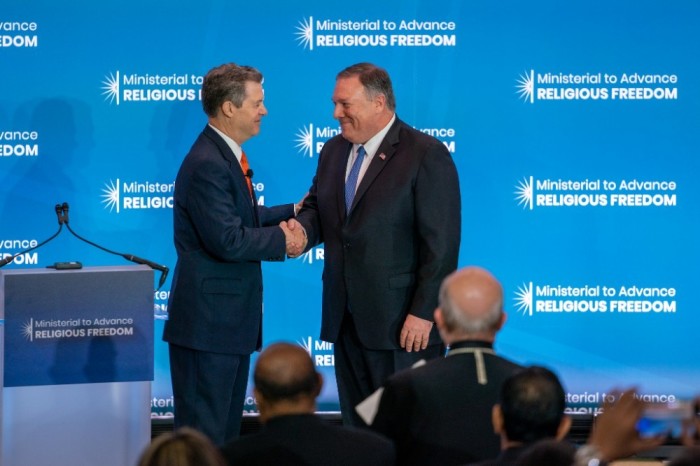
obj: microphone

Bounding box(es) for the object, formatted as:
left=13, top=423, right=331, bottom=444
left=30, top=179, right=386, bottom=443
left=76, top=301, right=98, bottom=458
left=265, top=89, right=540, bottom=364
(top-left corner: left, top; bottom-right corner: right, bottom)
left=55, top=204, right=65, bottom=225
left=246, top=169, right=254, bottom=179
left=61, top=202, right=70, bottom=224
left=121, top=254, right=170, bottom=289
left=60, top=202, right=170, bottom=290
left=0, top=206, right=64, bottom=268
left=1, top=202, right=170, bottom=289
left=0, top=254, right=15, bottom=267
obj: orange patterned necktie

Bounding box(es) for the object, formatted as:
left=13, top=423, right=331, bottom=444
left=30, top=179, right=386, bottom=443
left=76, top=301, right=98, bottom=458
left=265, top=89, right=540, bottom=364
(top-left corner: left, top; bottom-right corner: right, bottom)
left=240, top=151, right=253, bottom=198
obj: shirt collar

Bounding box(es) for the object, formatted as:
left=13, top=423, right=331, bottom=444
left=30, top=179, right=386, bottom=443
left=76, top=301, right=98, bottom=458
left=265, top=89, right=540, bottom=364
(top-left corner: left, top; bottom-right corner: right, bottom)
left=447, top=340, right=495, bottom=352
left=208, top=123, right=243, bottom=163
left=353, top=113, right=396, bottom=158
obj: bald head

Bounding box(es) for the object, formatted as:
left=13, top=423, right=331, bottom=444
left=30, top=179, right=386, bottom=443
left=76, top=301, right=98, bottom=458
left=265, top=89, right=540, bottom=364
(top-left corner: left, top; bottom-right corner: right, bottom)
left=436, top=266, right=505, bottom=342
left=254, top=343, right=321, bottom=406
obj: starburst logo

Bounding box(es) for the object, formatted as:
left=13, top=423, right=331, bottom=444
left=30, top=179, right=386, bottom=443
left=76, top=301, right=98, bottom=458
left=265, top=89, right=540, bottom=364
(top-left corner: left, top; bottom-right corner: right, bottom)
left=101, top=179, right=121, bottom=213
left=298, top=336, right=313, bottom=354
left=515, top=176, right=534, bottom=210
left=298, top=247, right=325, bottom=265
left=102, top=71, right=120, bottom=105
left=295, top=124, right=314, bottom=158
left=515, top=282, right=533, bottom=316
left=300, top=249, right=314, bottom=264
left=516, top=69, right=535, bottom=104
left=297, top=335, right=334, bottom=366
left=295, top=17, right=314, bottom=50
left=22, top=319, right=34, bottom=341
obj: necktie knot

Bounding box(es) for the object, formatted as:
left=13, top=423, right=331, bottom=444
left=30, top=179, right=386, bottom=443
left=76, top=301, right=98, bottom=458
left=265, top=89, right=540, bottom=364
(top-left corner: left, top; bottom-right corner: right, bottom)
left=345, top=145, right=366, bottom=213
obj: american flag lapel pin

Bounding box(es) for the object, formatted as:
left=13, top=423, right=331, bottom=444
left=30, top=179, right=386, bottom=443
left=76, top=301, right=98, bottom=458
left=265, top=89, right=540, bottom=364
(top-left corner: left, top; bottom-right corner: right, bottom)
left=379, top=153, right=386, bottom=160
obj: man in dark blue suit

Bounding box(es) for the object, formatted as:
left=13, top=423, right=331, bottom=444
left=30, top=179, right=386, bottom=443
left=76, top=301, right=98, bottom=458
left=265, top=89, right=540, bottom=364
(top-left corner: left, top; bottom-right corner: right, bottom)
left=288, top=63, right=461, bottom=425
left=164, top=63, right=305, bottom=445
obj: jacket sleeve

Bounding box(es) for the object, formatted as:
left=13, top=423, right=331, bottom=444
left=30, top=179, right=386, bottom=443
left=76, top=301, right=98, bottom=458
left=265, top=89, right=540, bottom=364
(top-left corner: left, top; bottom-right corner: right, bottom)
left=409, top=141, right=462, bottom=320
left=185, top=156, right=287, bottom=262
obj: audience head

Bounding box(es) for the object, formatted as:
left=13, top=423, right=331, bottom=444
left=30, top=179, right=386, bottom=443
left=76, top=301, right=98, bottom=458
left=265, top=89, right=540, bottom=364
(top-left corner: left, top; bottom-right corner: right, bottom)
left=253, top=342, right=323, bottom=423
left=137, top=427, right=225, bottom=466
left=434, top=266, right=505, bottom=345
left=493, top=365, right=570, bottom=446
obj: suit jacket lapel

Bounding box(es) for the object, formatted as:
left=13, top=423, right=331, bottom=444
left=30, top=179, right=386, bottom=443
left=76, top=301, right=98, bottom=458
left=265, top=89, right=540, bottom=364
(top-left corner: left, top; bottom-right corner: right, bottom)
left=203, top=125, right=258, bottom=224
left=348, top=118, right=401, bottom=214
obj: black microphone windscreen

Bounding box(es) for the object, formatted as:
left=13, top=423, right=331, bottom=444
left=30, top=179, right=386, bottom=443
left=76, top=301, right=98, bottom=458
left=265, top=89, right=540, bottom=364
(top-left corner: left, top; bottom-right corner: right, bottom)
left=246, top=169, right=254, bottom=178
left=55, top=204, right=64, bottom=225
left=61, top=202, right=70, bottom=223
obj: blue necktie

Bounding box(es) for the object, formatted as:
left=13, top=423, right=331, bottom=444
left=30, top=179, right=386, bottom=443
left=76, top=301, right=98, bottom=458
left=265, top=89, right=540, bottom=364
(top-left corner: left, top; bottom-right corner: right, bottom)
left=345, top=145, right=366, bottom=213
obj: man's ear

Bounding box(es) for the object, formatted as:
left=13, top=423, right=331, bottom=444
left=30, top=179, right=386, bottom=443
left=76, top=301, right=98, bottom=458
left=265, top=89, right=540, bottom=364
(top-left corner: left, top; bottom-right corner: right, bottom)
left=373, top=93, right=387, bottom=112
left=253, top=387, right=265, bottom=409
left=556, top=415, right=572, bottom=440
left=434, top=308, right=444, bottom=331
left=495, top=312, right=506, bottom=332
left=313, top=373, right=324, bottom=397
left=220, top=100, right=235, bottom=118
left=253, top=387, right=271, bottom=423
left=492, top=404, right=504, bottom=435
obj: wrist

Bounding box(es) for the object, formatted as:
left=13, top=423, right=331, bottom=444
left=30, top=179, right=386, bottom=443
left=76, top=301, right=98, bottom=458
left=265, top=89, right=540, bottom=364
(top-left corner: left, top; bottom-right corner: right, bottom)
left=574, top=445, right=608, bottom=466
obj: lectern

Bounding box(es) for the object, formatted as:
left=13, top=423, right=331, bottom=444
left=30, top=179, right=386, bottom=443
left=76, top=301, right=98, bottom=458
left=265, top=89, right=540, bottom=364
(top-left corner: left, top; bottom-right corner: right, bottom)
left=0, top=266, right=154, bottom=466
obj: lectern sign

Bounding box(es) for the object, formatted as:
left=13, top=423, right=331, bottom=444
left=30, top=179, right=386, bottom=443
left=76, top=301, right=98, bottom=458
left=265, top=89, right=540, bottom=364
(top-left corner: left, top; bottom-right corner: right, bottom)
left=1, top=266, right=154, bottom=387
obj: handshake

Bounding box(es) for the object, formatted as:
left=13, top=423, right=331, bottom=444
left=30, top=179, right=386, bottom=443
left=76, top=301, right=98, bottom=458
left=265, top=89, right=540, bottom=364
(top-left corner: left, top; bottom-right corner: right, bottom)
left=280, top=218, right=307, bottom=258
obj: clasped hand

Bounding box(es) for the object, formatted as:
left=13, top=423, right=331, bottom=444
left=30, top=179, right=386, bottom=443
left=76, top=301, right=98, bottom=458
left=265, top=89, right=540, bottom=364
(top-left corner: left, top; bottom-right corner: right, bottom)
left=280, top=218, right=307, bottom=258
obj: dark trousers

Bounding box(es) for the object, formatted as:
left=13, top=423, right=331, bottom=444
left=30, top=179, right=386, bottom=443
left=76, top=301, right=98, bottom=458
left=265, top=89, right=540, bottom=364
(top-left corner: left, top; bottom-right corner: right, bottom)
left=168, top=343, right=250, bottom=446
left=333, top=313, right=442, bottom=426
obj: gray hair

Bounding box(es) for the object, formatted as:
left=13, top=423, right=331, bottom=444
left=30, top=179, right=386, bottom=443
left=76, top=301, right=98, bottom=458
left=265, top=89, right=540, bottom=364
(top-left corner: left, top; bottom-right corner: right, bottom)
left=438, top=277, right=503, bottom=334
left=337, top=62, right=396, bottom=111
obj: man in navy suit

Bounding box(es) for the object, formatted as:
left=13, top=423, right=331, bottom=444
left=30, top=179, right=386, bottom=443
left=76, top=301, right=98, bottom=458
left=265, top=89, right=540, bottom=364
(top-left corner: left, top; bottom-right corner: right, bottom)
left=289, top=62, right=461, bottom=425
left=164, top=63, right=305, bottom=445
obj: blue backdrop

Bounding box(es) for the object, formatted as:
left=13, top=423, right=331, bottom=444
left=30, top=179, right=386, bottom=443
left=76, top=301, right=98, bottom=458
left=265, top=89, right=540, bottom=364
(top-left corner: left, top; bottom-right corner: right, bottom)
left=2, top=0, right=698, bottom=416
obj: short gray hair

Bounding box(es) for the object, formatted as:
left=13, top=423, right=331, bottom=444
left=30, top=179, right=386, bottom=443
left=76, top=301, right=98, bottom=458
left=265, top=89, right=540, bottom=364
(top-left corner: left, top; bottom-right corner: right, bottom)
left=337, top=62, right=396, bottom=111
left=438, top=276, right=503, bottom=334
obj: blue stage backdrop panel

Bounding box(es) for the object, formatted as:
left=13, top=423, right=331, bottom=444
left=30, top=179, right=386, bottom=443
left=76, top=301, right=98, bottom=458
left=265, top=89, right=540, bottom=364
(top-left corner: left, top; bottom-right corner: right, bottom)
left=1, top=0, right=698, bottom=416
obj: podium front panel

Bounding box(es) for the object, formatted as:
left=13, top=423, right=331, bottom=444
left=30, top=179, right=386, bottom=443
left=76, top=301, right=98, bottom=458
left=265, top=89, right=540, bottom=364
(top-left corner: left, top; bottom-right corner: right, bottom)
left=1, top=265, right=154, bottom=466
